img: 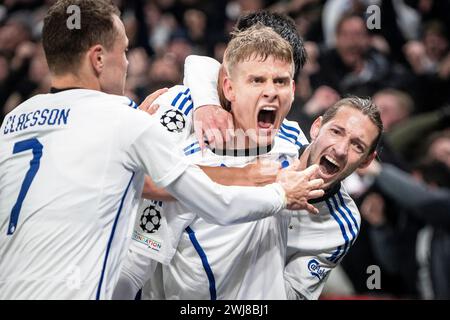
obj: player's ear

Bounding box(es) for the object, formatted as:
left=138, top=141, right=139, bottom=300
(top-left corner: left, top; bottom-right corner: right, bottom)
left=358, top=151, right=377, bottom=169
left=310, top=116, right=322, bottom=140
left=88, top=45, right=104, bottom=75
left=223, top=75, right=236, bottom=103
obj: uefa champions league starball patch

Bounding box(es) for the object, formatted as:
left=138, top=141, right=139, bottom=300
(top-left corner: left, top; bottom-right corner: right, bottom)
left=139, top=204, right=162, bottom=233
left=160, top=109, right=186, bottom=132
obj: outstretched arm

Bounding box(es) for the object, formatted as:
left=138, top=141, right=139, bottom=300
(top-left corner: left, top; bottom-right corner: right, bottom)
left=142, top=160, right=281, bottom=200
left=375, top=163, right=450, bottom=227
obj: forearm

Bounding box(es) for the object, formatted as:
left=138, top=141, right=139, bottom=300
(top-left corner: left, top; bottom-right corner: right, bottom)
left=200, top=165, right=257, bottom=187
left=142, top=164, right=274, bottom=201
left=376, top=164, right=450, bottom=226
left=165, top=164, right=286, bottom=225
left=142, top=176, right=175, bottom=201
left=387, top=110, right=442, bottom=156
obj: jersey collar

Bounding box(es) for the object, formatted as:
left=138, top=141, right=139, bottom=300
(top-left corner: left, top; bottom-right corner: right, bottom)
left=210, top=144, right=273, bottom=157
left=308, top=181, right=341, bottom=204
left=50, top=87, right=84, bottom=93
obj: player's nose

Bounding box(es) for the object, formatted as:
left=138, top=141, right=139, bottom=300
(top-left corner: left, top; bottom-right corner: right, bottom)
left=262, top=81, right=277, bottom=100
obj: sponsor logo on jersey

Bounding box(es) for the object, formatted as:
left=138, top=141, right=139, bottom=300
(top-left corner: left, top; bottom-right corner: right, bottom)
left=132, top=230, right=162, bottom=252
left=160, top=109, right=186, bottom=132
left=308, top=259, right=329, bottom=281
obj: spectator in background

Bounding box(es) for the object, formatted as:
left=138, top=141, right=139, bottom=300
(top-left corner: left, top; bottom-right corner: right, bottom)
left=288, top=85, right=340, bottom=140
left=373, top=88, right=414, bottom=132
left=424, top=130, right=450, bottom=168
left=372, top=88, right=413, bottom=167
left=339, top=88, right=414, bottom=297
left=404, top=0, right=450, bottom=32
left=322, top=0, right=371, bottom=48
left=166, top=29, right=193, bottom=66
left=0, top=12, right=32, bottom=58
left=360, top=158, right=450, bottom=299
left=311, top=14, right=410, bottom=97
left=183, top=8, right=208, bottom=55
left=403, top=20, right=450, bottom=112
left=387, top=105, right=450, bottom=162
left=287, top=39, right=340, bottom=138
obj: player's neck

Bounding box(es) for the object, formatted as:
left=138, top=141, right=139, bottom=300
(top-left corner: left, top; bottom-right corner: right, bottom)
left=51, top=72, right=100, bottom=92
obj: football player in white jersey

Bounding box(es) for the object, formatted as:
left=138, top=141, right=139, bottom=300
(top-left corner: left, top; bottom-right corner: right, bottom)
left=115, top=12, right=383, bottom=299
left=0, top=1, right=324, bottom=300
left=283, top=96, right=382, bottom=299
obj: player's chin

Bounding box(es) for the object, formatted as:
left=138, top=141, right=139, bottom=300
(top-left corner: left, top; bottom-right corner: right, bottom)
left=320, top=173, right=342, bottom=190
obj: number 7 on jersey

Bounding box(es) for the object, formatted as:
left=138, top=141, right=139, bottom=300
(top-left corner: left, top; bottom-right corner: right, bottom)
left=7, top=138, right=43, bottom=235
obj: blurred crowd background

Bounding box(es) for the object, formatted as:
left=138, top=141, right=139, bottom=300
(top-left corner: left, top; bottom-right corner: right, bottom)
left=1, top=0, right=449, bottom=300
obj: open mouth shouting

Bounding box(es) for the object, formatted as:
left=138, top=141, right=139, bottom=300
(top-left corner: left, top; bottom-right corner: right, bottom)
left=257, top=106, right=277, bottom=132
left=319, top=155, right=341, bottom=178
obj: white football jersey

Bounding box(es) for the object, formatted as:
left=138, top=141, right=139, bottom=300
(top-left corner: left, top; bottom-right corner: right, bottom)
left=285, top=184, right=361, bottom=300
left=0, top=89, right=189, bottom=300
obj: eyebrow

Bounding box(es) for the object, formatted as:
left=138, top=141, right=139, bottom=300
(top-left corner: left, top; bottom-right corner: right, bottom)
left=248, top=75, right=291, bottom=81
left=274, top=76, right=291, bottom=81
left=248, top=75, right=265, bottom=79
left=332, top=124, right=369, bottom=149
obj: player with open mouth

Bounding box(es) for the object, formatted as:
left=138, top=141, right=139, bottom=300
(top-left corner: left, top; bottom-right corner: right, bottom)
left=224, top=53, right=295, bottom=149
left=300, top=102, right=379, bottom=190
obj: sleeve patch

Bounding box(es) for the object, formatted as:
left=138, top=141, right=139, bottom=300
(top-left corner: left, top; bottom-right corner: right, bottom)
left=171, top=87, right=194, bottom=116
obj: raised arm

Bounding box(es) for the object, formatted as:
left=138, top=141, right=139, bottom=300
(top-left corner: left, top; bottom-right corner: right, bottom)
left=184, top=55, right=234, bottom=149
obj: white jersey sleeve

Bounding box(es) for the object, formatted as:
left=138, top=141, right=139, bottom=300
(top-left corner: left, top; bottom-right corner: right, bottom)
left=284, top=185, right=361, bottom=300
left=183, top=55, right=221, bottom=109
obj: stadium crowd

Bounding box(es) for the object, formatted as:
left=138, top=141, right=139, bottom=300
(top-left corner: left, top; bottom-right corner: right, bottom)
left=1, top=0, right=449, bottom=299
